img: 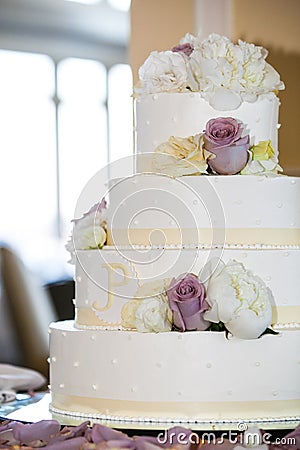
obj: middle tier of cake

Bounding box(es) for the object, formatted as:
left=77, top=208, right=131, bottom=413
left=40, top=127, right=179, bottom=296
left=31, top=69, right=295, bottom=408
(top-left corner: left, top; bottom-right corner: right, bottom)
left=74, top=246, right=299, bottom=329
left=106, top=174, right=300, bottom=247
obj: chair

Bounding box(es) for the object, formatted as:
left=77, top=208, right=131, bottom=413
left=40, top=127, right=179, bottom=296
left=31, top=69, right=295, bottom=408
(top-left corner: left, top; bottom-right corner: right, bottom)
left=0, top=245, right=58, bottom=378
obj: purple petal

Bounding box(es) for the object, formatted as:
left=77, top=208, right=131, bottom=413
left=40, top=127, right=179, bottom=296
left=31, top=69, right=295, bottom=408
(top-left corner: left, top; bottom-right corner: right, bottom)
left=183, top=311, right=211, bottom=331
left=44, top=436, right=87, bottom=449
left=172, top=43, right=193, bottom=57
left=163, top=427, right=194, bottom=447
left=12, top=420, right=61, bottom=445
left=91, top=424, right=130, bottom=444
left=208, top=143, right=249, bottom=175
left=134, top=436, right=165, bottom=450
left=204, top=117, right=243, bottom=149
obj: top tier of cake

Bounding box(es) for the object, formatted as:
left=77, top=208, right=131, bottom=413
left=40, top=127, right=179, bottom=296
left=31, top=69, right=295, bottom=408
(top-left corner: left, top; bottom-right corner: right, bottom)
left=133, top=33, right=284, bottom=176
left=135, top=93, right=280, bottom=171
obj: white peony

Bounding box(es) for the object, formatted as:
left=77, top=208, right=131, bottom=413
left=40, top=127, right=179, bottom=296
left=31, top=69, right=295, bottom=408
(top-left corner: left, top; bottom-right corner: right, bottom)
left=134, top=50, right=197, bottom=95
left=204, top=260, right=273, bottom=339
left=179, top=32, right=201, bottom=49
left=134, top=33, right=284, bottom=110
left=200, top=33, right=233, bottom=59
left=135, top=295, right=173, bottom=333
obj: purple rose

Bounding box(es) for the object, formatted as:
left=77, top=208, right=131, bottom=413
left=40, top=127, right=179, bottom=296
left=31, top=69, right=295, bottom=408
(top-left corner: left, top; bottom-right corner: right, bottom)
left=204, top=117, right=250, bottom=175
left=167, top=273, right=210, bottom=331
left=172, top=43, right=194, bottom=57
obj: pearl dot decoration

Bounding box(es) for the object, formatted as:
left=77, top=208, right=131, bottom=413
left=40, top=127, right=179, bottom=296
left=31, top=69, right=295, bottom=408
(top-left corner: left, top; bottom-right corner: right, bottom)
left=255, top=362, right=261, bottom=367
left=111, top=358, right=118, bottom=365
left=59, top=383, right=64, bottom=389
left=92, top=384, right=98, bottom=391
left=206, top=363, right=212, bottom=369
left=73, top=361, right=80, bottom=368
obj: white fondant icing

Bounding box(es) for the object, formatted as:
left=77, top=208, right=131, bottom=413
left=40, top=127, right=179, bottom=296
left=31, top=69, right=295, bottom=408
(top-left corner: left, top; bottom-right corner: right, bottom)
left=107, top=175, right=300, bottom=246
left=49, top=321, right=300, bottom=422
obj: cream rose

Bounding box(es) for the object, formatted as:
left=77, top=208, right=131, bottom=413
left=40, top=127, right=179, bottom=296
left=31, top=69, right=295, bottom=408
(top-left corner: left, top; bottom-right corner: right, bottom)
left=153, top=134, right=213, bottom=177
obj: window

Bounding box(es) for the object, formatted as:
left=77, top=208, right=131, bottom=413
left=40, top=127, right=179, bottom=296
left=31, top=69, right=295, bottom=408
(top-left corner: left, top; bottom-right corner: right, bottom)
left=0, top=50, right=133, bottom=281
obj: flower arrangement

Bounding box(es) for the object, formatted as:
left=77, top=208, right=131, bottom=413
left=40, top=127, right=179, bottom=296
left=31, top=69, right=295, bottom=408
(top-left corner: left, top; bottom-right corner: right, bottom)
left=65, top=198, right=107, bottom=263
left=153, top=117, right=281, bottom=176
left=134, top=33, right=284, bottom=110
left=121, top=259, right=274, bottom=340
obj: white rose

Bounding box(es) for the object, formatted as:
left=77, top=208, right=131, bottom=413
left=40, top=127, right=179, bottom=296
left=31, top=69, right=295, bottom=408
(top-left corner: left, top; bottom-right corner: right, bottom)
left=135, top=295, right=172, bottom=333
left=204, top=260, right=273, bottom=339
left=65, top=200, right=107, bottom=262
left=134, top=50, right=195, bottom=95
left=73, top=225, right=106, bottom=250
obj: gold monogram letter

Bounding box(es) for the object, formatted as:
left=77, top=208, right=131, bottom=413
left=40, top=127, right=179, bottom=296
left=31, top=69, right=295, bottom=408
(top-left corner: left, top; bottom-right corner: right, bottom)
left=92, top=263, right=130, bottom=313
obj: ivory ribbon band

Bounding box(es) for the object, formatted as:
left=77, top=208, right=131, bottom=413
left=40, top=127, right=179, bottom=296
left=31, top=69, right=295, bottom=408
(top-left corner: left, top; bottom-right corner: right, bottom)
left=75, top=306, right=300, bottom=328
left=107, top=228, right=300, bottom=246
left=52, top=393, right=300, bottom=421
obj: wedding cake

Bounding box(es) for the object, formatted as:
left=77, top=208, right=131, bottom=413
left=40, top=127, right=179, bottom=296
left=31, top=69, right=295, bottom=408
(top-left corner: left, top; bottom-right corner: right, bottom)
left=49, top=33, right=300, bottom=425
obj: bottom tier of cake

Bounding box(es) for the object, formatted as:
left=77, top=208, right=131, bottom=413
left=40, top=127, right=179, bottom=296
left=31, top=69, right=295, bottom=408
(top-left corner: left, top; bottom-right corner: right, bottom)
left=49, top=321, right=300, bottom=424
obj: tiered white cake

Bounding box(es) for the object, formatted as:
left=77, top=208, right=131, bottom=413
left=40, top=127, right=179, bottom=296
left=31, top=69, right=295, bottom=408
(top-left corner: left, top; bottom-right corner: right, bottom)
left=49, top=33, right=300, bottom=425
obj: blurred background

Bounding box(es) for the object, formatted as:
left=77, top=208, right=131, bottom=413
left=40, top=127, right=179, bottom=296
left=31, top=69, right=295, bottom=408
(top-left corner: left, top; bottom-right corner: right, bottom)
left=0, top=0, right=299, bottom=377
